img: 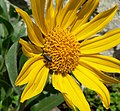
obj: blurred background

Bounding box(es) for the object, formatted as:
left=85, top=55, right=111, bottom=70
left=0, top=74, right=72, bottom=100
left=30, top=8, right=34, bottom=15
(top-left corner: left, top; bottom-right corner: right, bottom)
left=0, top=0, right=120, bottom=111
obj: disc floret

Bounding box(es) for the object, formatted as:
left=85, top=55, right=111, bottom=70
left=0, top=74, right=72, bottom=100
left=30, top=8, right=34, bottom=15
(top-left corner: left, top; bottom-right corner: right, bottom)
left=44, top=27, right=80, bottom=75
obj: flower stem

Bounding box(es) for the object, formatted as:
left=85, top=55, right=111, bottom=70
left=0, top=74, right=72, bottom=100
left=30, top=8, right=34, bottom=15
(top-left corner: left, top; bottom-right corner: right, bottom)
left=19, top=101, right=27, bottom=111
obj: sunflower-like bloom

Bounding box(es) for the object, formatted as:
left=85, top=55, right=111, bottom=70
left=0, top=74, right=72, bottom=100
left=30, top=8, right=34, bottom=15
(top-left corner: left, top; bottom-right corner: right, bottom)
left=15, top=0, right=120, bottom=110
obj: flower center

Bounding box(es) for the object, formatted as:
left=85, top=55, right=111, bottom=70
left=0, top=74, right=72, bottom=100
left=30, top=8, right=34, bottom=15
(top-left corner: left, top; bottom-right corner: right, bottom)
left=44, top=27, right=80, bottom=75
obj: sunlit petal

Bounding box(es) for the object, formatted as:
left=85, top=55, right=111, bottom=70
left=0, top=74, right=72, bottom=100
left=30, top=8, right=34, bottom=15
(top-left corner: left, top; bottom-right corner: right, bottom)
left=73, top=65, right=110, bottom=109
left=80, top=54, right=120, bottom=73
left=73, top=5, right=118, bottom=41
left=52, top=74, right=90, bottom=111
left=61, top=0, right=86, bottom=29
left=20, top=66, right=49, bottom=102
left=63, top=93, right=76, bottom=111
left=55, top=0, right=63, bottom=15
left=79, top=61, right=120, bottom=84
left=71, top=0, right=99, bottom=31
left=80, top=28, right=120, bottom=54
left=31, top=0, right=47, bottom=35
left=16, top=8, right=44, bottom=47
left=15, top=56, right=44, bottom=86
left=45, top=0, right=55, bottom=31
left=19, top=39, right=42, bottom=57
left=57, top=0, right=85, bottom=26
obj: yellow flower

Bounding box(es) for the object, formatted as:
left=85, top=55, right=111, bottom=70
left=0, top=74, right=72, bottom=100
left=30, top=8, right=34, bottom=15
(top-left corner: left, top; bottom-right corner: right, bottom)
left=15, top=0, right=120, bottom=110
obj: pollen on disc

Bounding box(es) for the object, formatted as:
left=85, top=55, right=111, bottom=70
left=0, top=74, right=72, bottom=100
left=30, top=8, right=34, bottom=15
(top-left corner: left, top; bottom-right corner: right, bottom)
left=44, top=27, right=80, bottom=75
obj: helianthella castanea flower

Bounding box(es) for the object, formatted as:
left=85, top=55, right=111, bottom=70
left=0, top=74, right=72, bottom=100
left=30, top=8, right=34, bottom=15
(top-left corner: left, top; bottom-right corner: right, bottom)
left=15, top=0, right=120, bottom=111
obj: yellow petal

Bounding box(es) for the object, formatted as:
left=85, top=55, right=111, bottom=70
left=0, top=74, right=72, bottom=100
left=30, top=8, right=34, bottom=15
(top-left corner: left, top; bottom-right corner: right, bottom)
left=31, top=0, right=47, bottom=35
left=78, top=61, right=120, bottom=84
left=15, top=56, right=44, bottom=86
left=52, top=73, right=90, bottom=111
left=55, top=0, right=63, bottom=26
left=71, top=0, right=99, bottom=31
left=45, top=0, right=55, bottom=31
left=19, top=39, right=42, bottom=57
left=63, top=93, right=76, bottom=111
left=57, top=0, right=85, bottom=26
left=16, top=8, right=44, bottom=47
left=52, top=73, right=64, bottom=92
left=80, top=54, right=120, bottom=73
left=61, top=0, right=86, bottom=29
left=80, top=28, right=120, bottom=54
left=55, top=0, right=63, bottom=14
left=20, top=66, right=49, bottom=102
left=73, top=5, right=118, bottom=41
left=32, top=23, right=45, bottom=44
left=73, top=65, right=110, bottom=109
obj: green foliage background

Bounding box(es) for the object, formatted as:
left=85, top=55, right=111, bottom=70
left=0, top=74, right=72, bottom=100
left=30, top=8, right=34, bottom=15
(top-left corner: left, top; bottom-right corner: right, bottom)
left=0, top=0, right=120, bottom=111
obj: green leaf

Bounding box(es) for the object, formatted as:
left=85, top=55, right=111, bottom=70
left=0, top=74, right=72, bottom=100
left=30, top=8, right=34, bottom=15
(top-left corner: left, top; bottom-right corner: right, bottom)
left=19, top=54, right=27, bottom=71
left=0, top=6, right=4, bottom=15
left=0, top=23, right=4, bottom=36
left=1, top=37, right=12, bottom=57
left=0, top=55, right=4, bottom=72
left=5, top=42, right=20, bottom=94
left=0, top=79, right=12, bottom=94
left=0, top=16, right=14, bottom=37
left=31, top=93, right=64, bottom=111
left=12, top=21, right=26, bottom=42
left=2, top=96, right=12, bottom=111
left=0, top=0, right=9, bottom=19
left=1, top=87, right=6, bottom=101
